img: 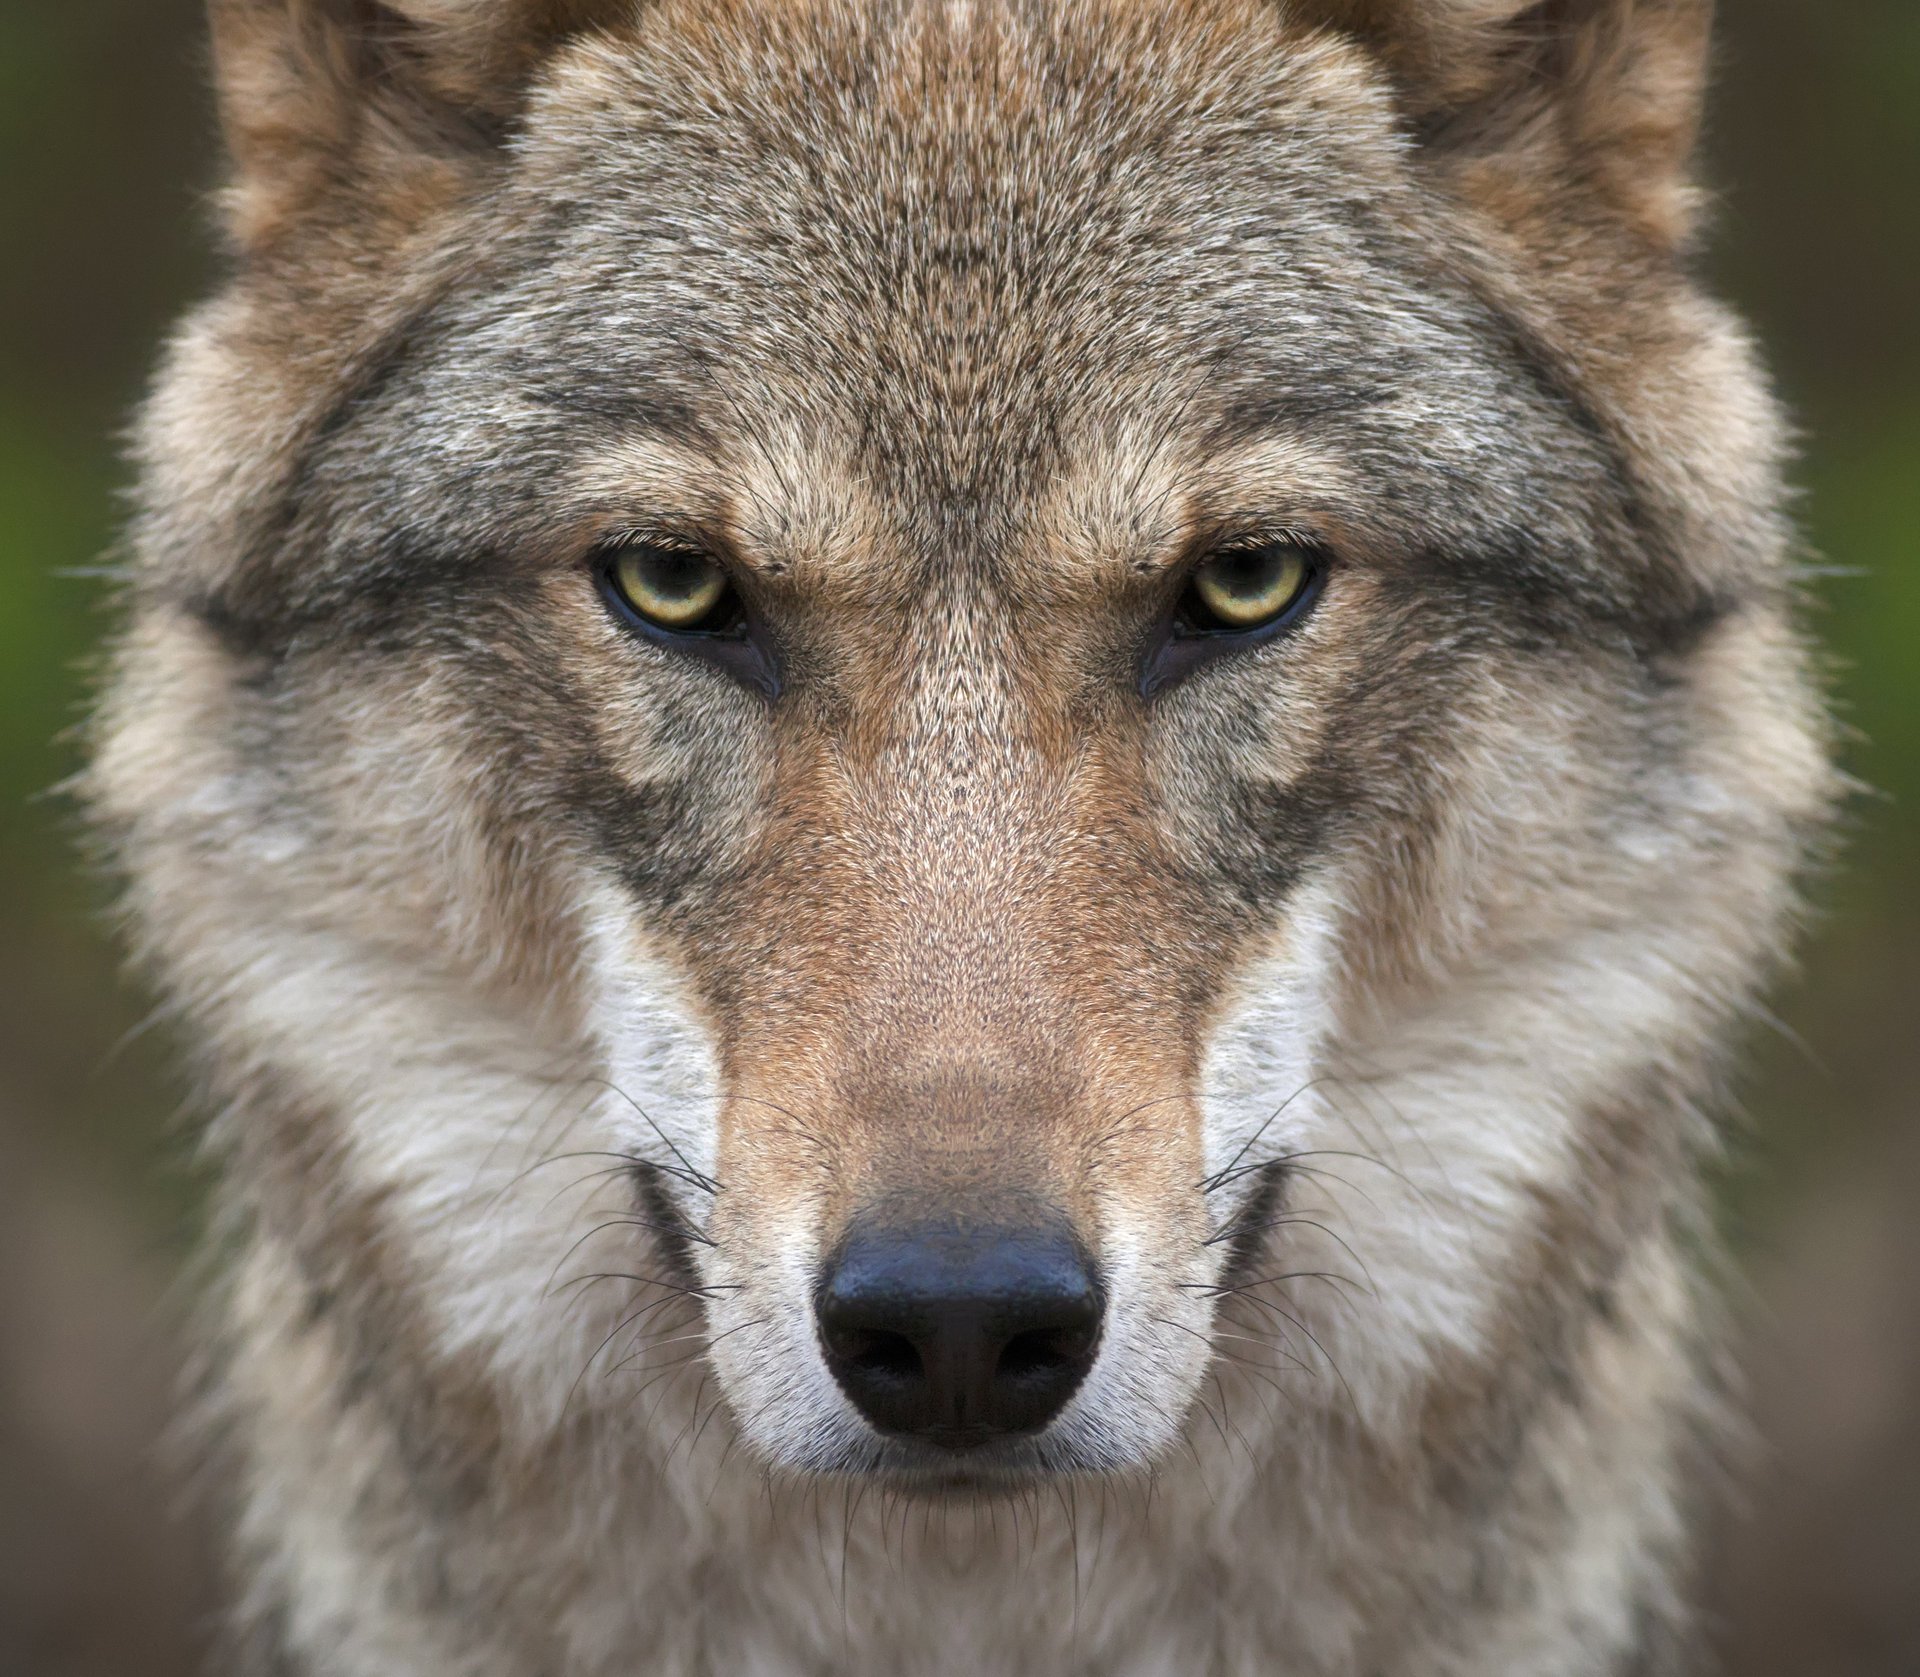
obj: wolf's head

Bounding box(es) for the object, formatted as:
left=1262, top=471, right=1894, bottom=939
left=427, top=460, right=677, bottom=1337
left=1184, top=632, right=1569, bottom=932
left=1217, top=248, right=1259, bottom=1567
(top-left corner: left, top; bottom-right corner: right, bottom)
left=96, top=0, right=1827, bottom=1492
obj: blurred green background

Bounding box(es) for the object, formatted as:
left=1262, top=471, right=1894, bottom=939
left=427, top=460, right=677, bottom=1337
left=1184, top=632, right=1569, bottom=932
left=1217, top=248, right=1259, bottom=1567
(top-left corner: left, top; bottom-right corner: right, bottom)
left=0, top=3, right=1915, bottom=1673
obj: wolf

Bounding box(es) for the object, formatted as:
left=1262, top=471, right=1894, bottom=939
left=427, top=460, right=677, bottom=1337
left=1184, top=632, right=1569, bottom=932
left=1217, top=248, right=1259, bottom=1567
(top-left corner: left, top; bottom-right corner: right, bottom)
left=87, top=0, right=1833, bottom=1672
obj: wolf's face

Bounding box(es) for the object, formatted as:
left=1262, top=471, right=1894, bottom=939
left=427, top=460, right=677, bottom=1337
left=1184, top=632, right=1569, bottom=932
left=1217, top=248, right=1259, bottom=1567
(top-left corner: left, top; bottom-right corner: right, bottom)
left=101, top=0, right=1827, bottom=1502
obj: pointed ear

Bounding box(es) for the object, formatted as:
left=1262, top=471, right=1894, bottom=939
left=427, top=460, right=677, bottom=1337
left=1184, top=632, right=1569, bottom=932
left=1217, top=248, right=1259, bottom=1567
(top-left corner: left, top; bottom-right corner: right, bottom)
left=1296, top=0, right=1714, bottom=247
left=209, top=0, right=636, bottom=246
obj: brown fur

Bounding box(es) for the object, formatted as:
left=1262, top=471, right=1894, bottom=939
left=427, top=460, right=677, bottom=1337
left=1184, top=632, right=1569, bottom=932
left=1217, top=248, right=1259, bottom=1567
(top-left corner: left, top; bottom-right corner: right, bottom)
left=90, top=2, right=1832, bottom=1672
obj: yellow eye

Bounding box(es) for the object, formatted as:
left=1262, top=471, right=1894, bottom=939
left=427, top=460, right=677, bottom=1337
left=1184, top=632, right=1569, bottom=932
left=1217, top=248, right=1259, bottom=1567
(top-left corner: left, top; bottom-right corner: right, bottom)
left=1187, top=541, right=1317, bottom=631
left=605, top=542, right=733, bottom=630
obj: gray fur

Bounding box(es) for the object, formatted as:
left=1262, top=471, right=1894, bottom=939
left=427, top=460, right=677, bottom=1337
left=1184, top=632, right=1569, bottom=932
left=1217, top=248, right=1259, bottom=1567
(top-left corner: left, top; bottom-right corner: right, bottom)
left=88, top=2, right=1833, bottom=1672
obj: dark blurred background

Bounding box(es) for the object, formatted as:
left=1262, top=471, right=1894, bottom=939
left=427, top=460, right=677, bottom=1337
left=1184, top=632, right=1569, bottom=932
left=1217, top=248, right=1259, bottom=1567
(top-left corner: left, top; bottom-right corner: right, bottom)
left=1, top=3, right=1915, bottom=1673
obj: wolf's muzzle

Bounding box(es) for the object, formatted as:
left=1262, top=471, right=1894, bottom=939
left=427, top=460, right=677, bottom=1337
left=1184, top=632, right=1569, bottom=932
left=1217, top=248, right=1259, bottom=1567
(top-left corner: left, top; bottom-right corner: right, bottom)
left=815, top=1216, right=1104, bottom=1450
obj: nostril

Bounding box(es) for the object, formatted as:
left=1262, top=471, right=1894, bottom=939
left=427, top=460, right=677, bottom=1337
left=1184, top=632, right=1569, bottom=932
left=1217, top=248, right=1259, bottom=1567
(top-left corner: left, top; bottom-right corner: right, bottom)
left=834, top=1327, right=922, bottom=1386
left=996, top=1322, right=1097, bottom=1387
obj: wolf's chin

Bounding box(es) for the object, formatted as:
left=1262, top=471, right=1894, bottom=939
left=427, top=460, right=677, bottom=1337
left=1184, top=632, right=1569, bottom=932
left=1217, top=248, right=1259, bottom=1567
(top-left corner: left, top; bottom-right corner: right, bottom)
left=775, top=1431, right=1154, bottom=1492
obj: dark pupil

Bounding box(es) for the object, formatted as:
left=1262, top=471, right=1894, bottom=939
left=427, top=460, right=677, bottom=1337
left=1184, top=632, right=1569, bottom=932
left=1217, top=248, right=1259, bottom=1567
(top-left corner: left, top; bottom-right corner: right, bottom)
left=1214, top=549, right=1278, bottom=602
left=645, top=550, right=711, bottom=602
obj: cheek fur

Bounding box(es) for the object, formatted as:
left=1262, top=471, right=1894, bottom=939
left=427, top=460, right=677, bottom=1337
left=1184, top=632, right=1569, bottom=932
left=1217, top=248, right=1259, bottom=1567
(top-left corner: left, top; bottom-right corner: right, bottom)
left=580, top=878, right=727, bottom=1197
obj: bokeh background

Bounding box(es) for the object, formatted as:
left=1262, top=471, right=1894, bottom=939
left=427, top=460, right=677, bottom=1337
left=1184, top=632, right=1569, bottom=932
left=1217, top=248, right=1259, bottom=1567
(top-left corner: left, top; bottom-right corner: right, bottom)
left=1, top=3, right=1915, bottom=1672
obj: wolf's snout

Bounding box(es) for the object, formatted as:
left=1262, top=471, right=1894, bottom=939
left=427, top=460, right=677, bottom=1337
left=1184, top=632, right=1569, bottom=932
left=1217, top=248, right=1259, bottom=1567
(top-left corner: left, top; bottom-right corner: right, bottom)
left=815, top=1219, right=1103, bottom=1450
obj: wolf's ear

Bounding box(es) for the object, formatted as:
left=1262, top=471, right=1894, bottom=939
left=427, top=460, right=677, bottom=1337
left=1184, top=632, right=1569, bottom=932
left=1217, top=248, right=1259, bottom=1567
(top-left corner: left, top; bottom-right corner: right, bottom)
left=209, top=0, right=636, bottom=245
left=1294, top=0, right=1713, bottom=246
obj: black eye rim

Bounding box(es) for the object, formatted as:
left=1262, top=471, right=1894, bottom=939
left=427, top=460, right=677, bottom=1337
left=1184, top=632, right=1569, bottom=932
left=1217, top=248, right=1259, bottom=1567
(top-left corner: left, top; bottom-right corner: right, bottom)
left=1139, top=539, right=1328, bottom=700
left=591, top=539, right=783, bottom=700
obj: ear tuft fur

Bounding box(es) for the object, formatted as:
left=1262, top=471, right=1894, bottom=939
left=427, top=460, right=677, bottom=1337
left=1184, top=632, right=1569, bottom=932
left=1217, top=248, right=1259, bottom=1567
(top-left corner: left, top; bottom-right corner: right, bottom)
left=209, top=0, right=637, bottom=247
left=1292, top=0, right=1713, bottom=247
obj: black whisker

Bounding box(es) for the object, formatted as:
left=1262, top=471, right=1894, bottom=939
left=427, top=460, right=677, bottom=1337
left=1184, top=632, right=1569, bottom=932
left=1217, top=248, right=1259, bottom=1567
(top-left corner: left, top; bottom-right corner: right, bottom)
left=1198, top=1078, right=1338, bottom=1195
left=1191, top=1268, right=1368, bottom=1304
left=551, top=1269, right=734, bottom=1299
left=1220, top=1290, right=1359, bottom=1415
left=542, top=1217, right=714, bottom=1297
left=578, top=1077, right=723, bottom=1195
left=563, top=1286, right=706, bottom=1418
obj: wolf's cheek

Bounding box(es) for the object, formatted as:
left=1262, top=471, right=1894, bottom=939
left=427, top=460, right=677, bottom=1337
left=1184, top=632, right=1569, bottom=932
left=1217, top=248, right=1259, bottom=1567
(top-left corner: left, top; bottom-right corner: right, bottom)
left=578, top=879, right=728, bottom=1201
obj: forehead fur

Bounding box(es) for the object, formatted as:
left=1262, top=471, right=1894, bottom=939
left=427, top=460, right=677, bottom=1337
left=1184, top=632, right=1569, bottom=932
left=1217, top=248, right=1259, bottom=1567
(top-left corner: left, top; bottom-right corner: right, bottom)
left=155, top=0, right=1762, bottom=643
left=525, top=0, right=1406, bottom=483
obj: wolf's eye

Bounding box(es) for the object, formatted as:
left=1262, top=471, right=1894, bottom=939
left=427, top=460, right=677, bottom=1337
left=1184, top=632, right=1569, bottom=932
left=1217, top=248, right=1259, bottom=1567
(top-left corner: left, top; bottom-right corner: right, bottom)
left=1139, top=537, right=1325, bottom=698
left=594, top=537, right=780, bottom=698
left=1181, top=541, right=1317, bottom=632
left=602, top=541, right=737, bottom=632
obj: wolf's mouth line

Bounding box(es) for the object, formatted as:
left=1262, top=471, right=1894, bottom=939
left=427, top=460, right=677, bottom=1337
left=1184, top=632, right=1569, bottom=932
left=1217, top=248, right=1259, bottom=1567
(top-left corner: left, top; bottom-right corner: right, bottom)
left=631, top=1161, right=710, bottom=1295
left=1213, top=1158, right=1293, bottom=1290
left=802, top=1420, right=1153, bottom=1488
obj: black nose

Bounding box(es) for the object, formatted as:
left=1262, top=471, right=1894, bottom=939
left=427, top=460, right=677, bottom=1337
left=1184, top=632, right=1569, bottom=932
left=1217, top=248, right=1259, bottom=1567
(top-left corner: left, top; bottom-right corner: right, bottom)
left=816, top=1219, right=1104, bottom=1450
